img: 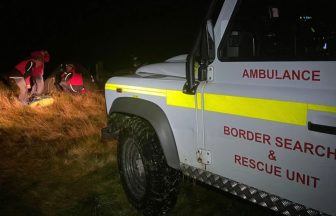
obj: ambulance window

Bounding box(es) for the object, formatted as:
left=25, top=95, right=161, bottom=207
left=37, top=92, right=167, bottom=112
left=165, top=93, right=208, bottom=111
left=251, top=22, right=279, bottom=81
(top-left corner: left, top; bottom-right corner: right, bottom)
left=218, top=0, right=336, bottom=61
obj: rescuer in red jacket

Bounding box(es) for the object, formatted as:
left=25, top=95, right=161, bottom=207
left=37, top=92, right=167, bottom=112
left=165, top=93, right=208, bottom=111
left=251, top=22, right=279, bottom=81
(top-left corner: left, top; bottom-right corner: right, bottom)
left=7, top=55, right=44, bottom=104
left=59, top=64, right=86, bottom=94
left=30, top=50, right=50, bottom=96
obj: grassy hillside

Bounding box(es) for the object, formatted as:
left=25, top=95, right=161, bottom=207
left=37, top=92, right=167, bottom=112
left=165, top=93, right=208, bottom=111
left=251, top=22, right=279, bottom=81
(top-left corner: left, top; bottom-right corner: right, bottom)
left=0, top=82, right=272, bottom=215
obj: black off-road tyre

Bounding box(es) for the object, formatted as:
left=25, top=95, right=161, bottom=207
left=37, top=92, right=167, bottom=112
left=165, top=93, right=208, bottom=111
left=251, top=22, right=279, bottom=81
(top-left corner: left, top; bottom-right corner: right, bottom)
left=117, top=115, right=181, bottom=216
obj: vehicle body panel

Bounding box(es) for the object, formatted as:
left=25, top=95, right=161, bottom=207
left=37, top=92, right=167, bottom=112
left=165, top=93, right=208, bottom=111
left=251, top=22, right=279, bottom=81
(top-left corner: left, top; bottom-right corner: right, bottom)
left=104, top=0, right=336, bottom=214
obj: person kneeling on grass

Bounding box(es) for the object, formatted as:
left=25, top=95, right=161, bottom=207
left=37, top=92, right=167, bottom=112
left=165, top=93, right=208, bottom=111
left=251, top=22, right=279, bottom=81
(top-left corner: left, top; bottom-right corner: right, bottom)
left=7, top=55, right=44, bottom=105
left=59, top=64, right=86, bottom=94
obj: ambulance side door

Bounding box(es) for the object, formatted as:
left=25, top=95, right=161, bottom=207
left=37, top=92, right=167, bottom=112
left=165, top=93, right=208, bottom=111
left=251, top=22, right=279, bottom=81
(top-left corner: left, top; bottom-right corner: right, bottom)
left=202, top=0, right=336, bottom=214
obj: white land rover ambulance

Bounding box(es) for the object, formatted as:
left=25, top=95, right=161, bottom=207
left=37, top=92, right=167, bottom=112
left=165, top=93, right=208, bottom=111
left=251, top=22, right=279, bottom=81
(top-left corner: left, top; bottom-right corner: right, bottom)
left=102, top=0, right=336, bottom=215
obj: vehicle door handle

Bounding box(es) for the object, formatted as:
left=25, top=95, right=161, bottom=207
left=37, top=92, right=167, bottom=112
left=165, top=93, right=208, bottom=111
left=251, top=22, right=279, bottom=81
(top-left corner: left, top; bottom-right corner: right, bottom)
left=308, top=121, right=336, bottom=135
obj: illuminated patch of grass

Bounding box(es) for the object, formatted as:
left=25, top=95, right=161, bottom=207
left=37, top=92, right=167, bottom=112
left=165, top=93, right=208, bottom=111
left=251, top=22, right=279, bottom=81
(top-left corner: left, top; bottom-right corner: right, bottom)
left=0, top=82, right=272, bottom=215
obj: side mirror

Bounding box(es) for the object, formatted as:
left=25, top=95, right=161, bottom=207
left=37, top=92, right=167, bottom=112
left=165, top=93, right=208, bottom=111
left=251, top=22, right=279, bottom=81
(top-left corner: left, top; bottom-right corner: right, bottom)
left=198, top=20, right=215, bottom=81
left=206, top=20, right=215, bottom=62
left=184, top=20, right=215, bottom=94
left=200, top=20, right=215, bottom=65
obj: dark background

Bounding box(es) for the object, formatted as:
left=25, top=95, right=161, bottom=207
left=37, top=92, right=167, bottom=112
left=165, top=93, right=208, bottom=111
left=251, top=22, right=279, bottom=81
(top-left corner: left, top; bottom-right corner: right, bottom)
left=0, top=0, right=210, bottom=76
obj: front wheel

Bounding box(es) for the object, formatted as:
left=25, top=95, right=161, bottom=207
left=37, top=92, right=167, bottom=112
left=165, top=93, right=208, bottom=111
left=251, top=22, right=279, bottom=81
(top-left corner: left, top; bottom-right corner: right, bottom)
left=117, top=116, right=181, bottom=216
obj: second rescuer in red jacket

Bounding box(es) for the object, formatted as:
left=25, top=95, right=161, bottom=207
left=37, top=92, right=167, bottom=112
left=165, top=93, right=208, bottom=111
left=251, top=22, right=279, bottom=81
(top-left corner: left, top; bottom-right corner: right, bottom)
left=59, top=64, right=85, bottom=94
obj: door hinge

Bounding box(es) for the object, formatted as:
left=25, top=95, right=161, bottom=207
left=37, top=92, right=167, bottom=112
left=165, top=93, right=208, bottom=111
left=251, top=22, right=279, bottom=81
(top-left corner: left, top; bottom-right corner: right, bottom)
left=207, top=66, right=214, bottom=82
left=196, top=149, right=212, bottom=165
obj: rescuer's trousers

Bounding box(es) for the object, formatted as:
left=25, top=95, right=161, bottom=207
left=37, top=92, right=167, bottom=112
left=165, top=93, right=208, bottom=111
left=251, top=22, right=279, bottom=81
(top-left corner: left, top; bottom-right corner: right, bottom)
left=31, top=75, right=44, bottom=96
left=10, top=77, right=28, bottom=104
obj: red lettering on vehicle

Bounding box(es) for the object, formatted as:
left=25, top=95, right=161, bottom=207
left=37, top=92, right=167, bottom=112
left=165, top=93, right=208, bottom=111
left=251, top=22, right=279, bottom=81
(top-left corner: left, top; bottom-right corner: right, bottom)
left=263, top=134, right=271, bottom=145
left=242, top=69, right=249, bottom=78
left=226, top=125, right=334, bottom=160
left=224, top=126, right=230, bottom=135
left=286, top=169, right=320, bottom=189
left=284, top=138, right=292, bottom=150
left=242, top=156, right=248, bottom=167
left=259, top=69, right=266, bottom=78
left=292, top=70, right=301, bottom=80
left=302, top=70, right=310, bottom=80
left=255, top=132, right=262, bottom=143
left=283, top=70, right=292, bottom=80
left=239, top=129, right=246, bottom=139
left=256, top=161, right=264, bottom=171
left=224, top=125, right=271, bottom=145
left=234, top=155, right=241, bottom=165
left=242, top=69, right=321, bottom=82
left=250, top=69, right=259, bottom=78
left=234, top=154, right=320, bottom=189
left=293, top=140, right=303, bottom=152
left=327, top=148, right=336, bottom=159
left=304, top=142, right=314, bottom=155
left=275, top=137, right=283, bottom=147
left=312, top=70, right=321, bottom=81
left=315, top=145, right=325, bottom=157
left=274, top=137, right=335, bottom=160
left=234, top=155, right=281, bottom=177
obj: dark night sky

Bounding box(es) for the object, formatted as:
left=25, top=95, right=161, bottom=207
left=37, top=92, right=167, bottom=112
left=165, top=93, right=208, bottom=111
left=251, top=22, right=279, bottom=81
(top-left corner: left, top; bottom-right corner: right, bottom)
left=0, top=0, right=210, bottom=75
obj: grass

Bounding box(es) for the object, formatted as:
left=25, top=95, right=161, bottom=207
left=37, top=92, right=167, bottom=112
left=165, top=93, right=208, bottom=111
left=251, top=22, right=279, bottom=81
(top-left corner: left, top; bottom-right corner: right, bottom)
left=0, top=82, right=272, bottom=216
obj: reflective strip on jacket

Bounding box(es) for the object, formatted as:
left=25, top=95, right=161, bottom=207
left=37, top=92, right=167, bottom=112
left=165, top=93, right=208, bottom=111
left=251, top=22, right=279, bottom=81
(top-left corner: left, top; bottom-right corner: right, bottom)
left=14, top=60, right=34, bottom=86
left=66, top=71, right=84, bottom=86
left=15, top=60, right=34, bottom=76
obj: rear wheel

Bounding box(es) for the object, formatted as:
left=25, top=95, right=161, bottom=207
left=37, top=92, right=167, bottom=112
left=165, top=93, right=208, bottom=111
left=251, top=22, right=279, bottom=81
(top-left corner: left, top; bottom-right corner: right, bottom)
left=117, top=116, right=180, bottom=216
